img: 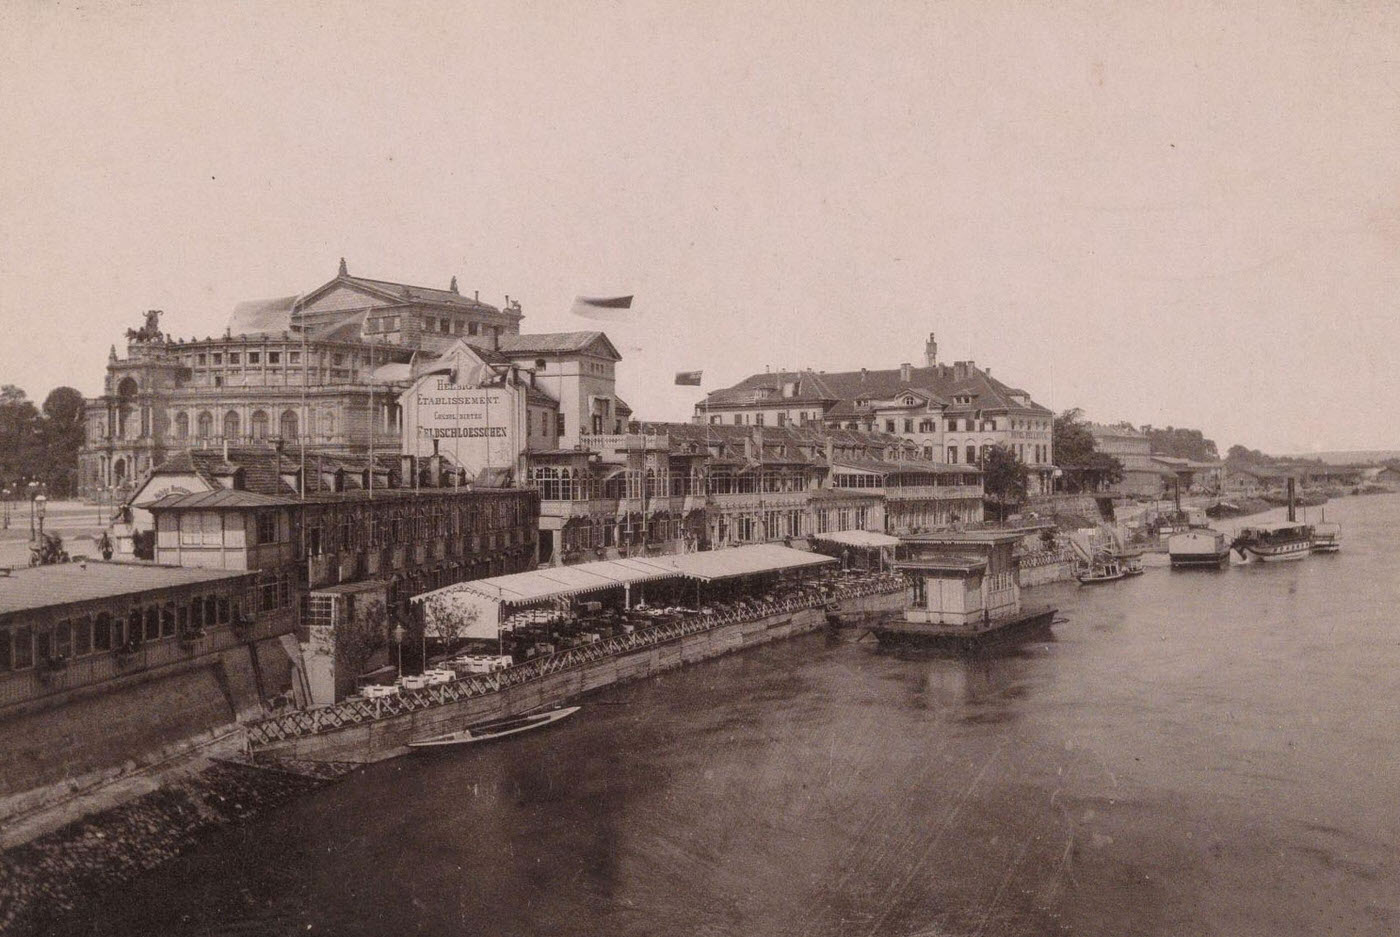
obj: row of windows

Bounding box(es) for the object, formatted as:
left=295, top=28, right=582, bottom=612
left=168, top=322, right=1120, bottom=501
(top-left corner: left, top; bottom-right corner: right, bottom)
left=720, top=411, right=816, bottom=427
left=832, top=472, right=978, bottom=489
left=944, top=444, right=1049, bottom=465
left=715, top=506, right=869, bottom=541
left=530, top=467, right=825, bottom=500
left=0, top=592, right=241, bottom=671
left=560, top=515, right=687, bottom=553
left=302, top=496, right=534, bottom=556
left=367, top=315, right=501, bottom=340
left=169, top=409, right=305, bottom=441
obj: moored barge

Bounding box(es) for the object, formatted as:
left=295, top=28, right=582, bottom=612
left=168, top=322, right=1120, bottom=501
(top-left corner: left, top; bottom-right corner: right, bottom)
left=877, top=530, right=1058, bottom=654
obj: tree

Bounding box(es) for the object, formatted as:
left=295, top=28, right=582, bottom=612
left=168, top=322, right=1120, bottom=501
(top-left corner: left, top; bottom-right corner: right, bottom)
left=0, top=385, right=41, bottom=490
left=38, top=387, right=85, bottom=497
left=1052, top=408, right=1098, bottom=466
left=1146, top=425, right=1219, bottom=462
left=1053, top=408, right=1124, bottom=493
left=982, top=444, right=1029, bottom=520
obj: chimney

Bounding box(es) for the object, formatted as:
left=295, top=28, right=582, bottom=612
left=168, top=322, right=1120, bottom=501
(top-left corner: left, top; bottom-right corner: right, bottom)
left=428, top=454, right=443, bottom=488
left=400, top=454, right=416, bottom=488
left=954, top=361, right=967, bottom=380
left=924, top=332, right=938, bottom=367
left=860, top=368, right=868, bottom=382
left=900, top=362, right=912, bottom=383
left=743, top=431, right=755, bottom=461
left=967, top=360, right=976, bottom=375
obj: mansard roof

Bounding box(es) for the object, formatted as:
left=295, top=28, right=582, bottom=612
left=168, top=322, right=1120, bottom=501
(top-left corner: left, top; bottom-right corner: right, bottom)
left=698, top=369, right=840, bottom=408
left=703, top=362, right=1050, bottom=416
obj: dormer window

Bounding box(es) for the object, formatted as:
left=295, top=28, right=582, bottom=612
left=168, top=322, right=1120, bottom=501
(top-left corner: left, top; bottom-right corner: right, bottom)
left=903, top=396, right=915, bottom=406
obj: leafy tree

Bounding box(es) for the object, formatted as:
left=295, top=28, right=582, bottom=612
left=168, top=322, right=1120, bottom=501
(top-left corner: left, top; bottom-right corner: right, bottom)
left=1053, top=408, right=1124, bottom=493
left=982, top=444, right=1029, bottom=520
left=38, top=387, right=85, bottom=497
left=1145, top=425, right=1219, bottom=462
left=0, top=385, right=41, bottom=490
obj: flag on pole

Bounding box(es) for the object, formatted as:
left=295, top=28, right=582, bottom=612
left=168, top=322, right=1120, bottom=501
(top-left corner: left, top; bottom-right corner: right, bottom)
left=570, top=295, right=634, bottom=322
left=674, top=370, right=703, bottom=386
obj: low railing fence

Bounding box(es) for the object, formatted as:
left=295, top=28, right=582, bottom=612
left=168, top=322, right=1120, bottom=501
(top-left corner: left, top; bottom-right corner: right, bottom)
left=246, top=575, right=908, bottom=747
left=1016, top=547, right=1075, bottom=569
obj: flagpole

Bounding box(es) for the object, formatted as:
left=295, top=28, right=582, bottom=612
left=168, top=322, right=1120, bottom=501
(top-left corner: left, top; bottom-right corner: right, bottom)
left=368, top=331, right=376, bottom=500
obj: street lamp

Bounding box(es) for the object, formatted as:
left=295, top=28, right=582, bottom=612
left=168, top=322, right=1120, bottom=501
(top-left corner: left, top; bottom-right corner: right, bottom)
left=34, top=495, right=47, bottom=540
left=26, top=481, right=38, bottom=537
left=392, top=623, right=406, bottom=680
left=1, top=488, right=11, bottom=530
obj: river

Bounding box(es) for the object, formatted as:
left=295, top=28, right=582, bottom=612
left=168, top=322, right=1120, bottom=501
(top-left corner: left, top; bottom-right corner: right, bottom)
left=87, top=494, right=1400, bottom=936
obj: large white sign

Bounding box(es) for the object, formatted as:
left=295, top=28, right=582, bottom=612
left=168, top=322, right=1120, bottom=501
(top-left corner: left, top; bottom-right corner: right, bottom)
left=405, top=378, right=519, bottom=472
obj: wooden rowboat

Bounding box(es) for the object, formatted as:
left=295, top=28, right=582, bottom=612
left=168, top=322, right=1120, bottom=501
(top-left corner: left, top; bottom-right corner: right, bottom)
left=407, top=706, right=580, bottom=750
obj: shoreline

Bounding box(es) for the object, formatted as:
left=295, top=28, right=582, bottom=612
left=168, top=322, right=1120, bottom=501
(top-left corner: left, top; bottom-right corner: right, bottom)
left=0, top=757, right=355, bottom=936
left=1, top=579, right=907, bottom=935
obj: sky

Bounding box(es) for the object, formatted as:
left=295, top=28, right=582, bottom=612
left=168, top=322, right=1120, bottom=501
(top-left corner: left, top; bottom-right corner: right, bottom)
left=1, top=0, right=1396, bottom=454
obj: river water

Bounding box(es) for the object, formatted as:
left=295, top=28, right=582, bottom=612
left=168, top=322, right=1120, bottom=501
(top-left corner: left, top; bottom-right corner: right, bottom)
left=90, top=495, right=1400, bottom=936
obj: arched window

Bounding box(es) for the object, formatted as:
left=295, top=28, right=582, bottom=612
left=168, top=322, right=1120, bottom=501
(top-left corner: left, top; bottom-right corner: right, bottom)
left=279, top=409, right=298, bottom=440
left=197, top=411, right=212, bottom=439
left=966, top=446, right=976, bottom=465
left=117, top=377, right=138, bottom=398
left=250, top=410, right=269, bottom=440
left=319, top=410, right=335, bottom=440
left=222, top=410, right=240, bottom=440
left=174, top=412, right=189, bottom=439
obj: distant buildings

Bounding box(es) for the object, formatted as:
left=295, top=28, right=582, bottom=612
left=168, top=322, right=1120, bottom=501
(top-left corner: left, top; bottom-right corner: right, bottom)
left=79, top=261, right=632, bottom=500
left=1086, top=422, right=1170, bottom=496
left=694, top=334, right=1057, bottom=494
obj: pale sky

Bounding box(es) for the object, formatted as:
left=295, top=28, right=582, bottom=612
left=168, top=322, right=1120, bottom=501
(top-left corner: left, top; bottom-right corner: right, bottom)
left=2, top=0, right=1396, bottom=453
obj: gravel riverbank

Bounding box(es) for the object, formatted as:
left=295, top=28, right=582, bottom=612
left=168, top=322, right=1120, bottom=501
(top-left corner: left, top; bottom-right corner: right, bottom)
left=0, top=757, right=354, bottom=936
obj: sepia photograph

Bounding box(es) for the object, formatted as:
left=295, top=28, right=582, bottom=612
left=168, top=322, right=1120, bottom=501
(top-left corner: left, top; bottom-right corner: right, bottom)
left=1, top=1, right=1397, bottom=934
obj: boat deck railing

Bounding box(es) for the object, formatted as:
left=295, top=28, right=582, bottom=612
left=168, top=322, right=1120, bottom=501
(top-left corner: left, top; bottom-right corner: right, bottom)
left=246, top=574, right=908, bottom=747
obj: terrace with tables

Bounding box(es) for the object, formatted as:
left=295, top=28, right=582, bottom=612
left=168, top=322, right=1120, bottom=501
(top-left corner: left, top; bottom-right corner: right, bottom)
left=245, top=547, right=907, bottom=744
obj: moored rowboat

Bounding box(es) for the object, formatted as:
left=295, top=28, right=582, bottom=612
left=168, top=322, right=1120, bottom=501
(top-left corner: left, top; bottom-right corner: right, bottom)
left=408, top=706, right=580, bottom=750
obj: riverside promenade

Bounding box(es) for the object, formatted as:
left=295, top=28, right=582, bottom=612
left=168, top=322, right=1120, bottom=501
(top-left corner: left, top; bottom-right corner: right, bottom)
left=249, top=572, right=909, bottom=764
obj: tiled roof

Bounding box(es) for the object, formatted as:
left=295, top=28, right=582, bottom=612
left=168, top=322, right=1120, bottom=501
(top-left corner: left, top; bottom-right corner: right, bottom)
left=340, top=275, right=508, bottom=314
left=140, top=489, right=299, bottom=511
left=703, top=363, right=1050, bottom=416
left=497, top=331, right=619, bottom=358
left=141, top=446, right=408, bottom=499
left=0, top=563, right=254, bottom=616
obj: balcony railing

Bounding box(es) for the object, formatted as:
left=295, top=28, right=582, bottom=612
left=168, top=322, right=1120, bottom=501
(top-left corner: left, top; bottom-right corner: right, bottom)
left=245, top=575, right=908, bottom=748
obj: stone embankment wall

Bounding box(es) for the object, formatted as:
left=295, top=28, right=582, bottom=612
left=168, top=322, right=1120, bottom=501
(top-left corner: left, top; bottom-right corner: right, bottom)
left=0, top=758, right=350, bottom=937
left=0, top=635, right=293, bottom=803
left=255, top=589, right=907, bottom=765
left=1018, top=549, right=1075, bottom=587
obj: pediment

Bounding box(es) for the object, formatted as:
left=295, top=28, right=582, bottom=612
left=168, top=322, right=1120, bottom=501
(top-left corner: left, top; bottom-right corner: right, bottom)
left=297, top=282, right=400, bottom=314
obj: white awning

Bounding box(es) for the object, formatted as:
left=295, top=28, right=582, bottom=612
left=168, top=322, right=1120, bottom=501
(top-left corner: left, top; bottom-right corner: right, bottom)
left=812, top=530, right=902, bottom=548
left=663, top=544, right=837, bottom=582
left=412, top=556, right=679, bottom=608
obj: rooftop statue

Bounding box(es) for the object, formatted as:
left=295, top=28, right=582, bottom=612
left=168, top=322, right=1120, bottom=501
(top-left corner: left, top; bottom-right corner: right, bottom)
left=125, top=309, right=165, bottom=343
